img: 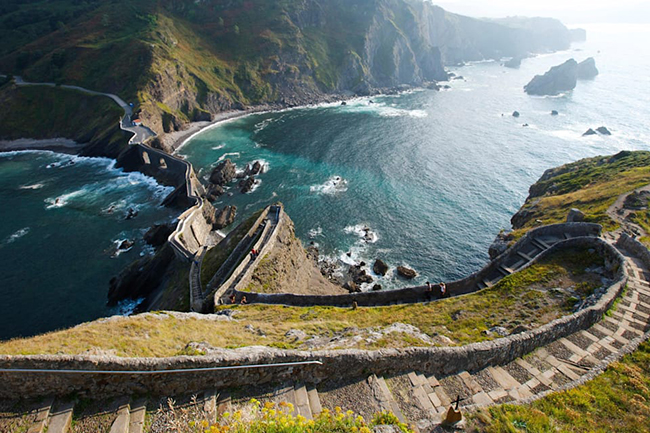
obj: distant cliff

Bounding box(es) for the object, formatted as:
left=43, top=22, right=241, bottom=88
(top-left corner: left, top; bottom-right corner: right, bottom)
left=0, top=0, right=572, bottom=136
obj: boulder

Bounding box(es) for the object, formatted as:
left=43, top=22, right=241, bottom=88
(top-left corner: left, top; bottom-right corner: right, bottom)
left=504, top=57, right=522, bottom=68
left=567, top=208, right=585, bottom=222
left=372, top=284, right=383, bottom=291
left=596, top=126, right=611, bottom=135
left=125, top=208, right=138, bottom=220
left=488, top=231, right=513, bottom=260
left=577, top=57, right=599, bottom=79
left=144, top=223, right=175, bottom=248
left=246, top=161, right=264, bottom=176
left=214, top=205, right=237, bottom=230
left=206, top=184, right=225, bottom=201
left=583, top=128, right=597, bottom=136
left=349, top=265, right=373, bottom=284
left=512, top=111, right=520, bottom=118
left=118, top=240, right=134, bottom=251
left=551, top=110, right=559, bottom=116
left=524, top=59, right=578, bottom=96
left=373, top=259, right=389, bottom=276
left=239, top=176, right=257, bottom=193
left=343, top=281, right=360, bottom=293
left=341, top=101, right=347, bottom=106
left=396, top=266, right=417, bottom=279
left=209, top=159, right=237, bottom=185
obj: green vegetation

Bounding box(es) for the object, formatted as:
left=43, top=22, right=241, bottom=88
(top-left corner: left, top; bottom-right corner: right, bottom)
left=511, top=151, right=650, bottom=237
left=201, top=210, right=263, bottom=288
left=469, top=339, right=650, bottom=433
left=0, top=248, right=604, bottom=357
left=0, top=84, right=127, bottom=148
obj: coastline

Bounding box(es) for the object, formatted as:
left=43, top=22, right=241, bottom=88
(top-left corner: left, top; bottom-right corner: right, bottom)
left=0, top=138, right=84, bottom=155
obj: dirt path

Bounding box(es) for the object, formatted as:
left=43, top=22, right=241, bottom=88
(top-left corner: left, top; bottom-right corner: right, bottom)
left=606, top=184, right=650, bottom=238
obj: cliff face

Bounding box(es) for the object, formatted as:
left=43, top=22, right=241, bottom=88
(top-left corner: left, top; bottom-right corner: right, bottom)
left=0, top=0, right=572, bottom=136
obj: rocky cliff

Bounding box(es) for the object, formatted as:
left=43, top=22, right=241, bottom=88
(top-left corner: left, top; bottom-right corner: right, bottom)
left=0, top=0, right=573, bottom=136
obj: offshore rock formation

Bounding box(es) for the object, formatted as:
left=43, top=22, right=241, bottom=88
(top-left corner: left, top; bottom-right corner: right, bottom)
left=524, top=59, right=578, bottom=96
left=577, top=57, right=599, bottom=79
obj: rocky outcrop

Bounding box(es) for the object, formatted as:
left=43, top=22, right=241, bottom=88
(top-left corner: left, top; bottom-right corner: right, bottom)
left=596, top=126, right=611, bottom=135
left=567, top=208, right=585, bottom=223
left=209, top=159, right=237, bottom=186
left=577, top=57, right=599, bottom=79
left=512, top=111, right=520, bottom=118
left=397, top=266, right=417, bottom=279
left=239, top=176, right=257, bottom=194
left=245, top=213, right=346, bottom=295
left=349, top=264, right=373, bottom=285
left=583, top=128, right=597, bottom=136
left=503, top=57, right=522, bottom=68
left=489, top=231, right=514, bottom=260
left=214, top=206, right=237, bottom=230
left=524, top=59, right=578, bottom=96
left=144, top=223, right=175, bottom=249
left=373, top=259, right=389, bottom=276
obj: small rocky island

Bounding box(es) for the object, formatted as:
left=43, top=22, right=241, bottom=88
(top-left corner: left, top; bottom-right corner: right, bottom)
left=524, top=57, right=599, bottom=96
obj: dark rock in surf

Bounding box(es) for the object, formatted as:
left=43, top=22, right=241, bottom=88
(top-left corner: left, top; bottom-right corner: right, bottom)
left=397, top=266, right=417, bottom=279
left=512, top=111, right=520, bottom=118
left=209, top=159, right=237, bottom=185
left=373, top=259, right=389, bottom=276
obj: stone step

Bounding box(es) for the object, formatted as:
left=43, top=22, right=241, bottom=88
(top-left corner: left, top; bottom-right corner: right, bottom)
left=109, top=397, right=131, bottom=433
left=47, top=400, right=74, bottom=433
left=306, top=385, right=322, bottom=416
left=487, top=366, right=520, bottom=390
left=563, top=232, right=572, bottom=240
left=517, top=251, right=533, bottom=262
left=482, top=279, right=494, bottom=288
left=532, top=238, right=550, bottom=250
left=26, top=397, right=54, bottom=433
left=294, top=383, right=313, bottom=420
left=368, top=375, right=406, bottom=423
left=128, top=398, right=147, bottom=433
left=203, top=389, right=217, bottom=425
left=217, top=392, right=232, bottom=418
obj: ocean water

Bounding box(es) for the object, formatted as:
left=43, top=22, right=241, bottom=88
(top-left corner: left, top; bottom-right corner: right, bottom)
left=180, top=24, right=650, bottom=290
left=0, top=151, right=176, bottom=339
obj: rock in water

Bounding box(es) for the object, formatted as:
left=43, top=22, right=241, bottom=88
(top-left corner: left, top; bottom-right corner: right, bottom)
left=596, top=126, right=611, bottom=135
left=239, top=176, right=257, bottom=193
left=214, top=205, right=237, bottom=230
left=583, top=128, right=597, bottom=136
left=551, top=110, right=559, bottom=116
left=577, top=57, right=599, bottom=79
left=524, top=59, right=578, bottom=96
left=567, top=208, right=585, bottom=222
left=209, top=159, right=237, bottom=185
left=504, top=57, right=522, bottom=68
left=206, top=184, right=225, bottom=201
left=397, top=266, right=417, bottom=279
left=118, top=240, right=134, bottom=251
left=373, top=259, right=389, bottom=276
left=372, top=284, right=383, bottom=291
left=512, top=111, right=520, bottom=118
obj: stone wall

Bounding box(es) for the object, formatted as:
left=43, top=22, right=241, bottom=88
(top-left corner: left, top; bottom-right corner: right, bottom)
left=231, top=223, right=603, bottom=307
left=0, top=236, right=627, bottom=399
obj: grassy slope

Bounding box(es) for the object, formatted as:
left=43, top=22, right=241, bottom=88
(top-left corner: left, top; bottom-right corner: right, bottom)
left=470, top=339, right=650, bottom=433
left=0, top=248, right=601, bottom=357
left=511, top=151, right=650, bottom=237
left=0, top=83, right=127, bottom=147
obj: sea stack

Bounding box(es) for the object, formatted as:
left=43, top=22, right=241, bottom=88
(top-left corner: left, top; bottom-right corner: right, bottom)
left=524, top=59, right=578, bottom=96
left=577, top=57, right=599, bottom=79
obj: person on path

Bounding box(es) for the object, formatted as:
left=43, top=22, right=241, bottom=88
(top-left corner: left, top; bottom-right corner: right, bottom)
left=426, top=282, right=433, bottom=300
left=439, top=282, right=447, bottom=298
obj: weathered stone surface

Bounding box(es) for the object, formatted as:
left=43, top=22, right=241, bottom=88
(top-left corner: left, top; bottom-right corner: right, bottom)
left=577, top=57, right=599, bottom=79
left=396, top=266, right=417, bottom=279
left=239, top=176, right=257, bottom=194
left=214, top=205, right=237, bottom=230
left=373, top=259, right=389, bottom=276
left=209, top=159, right=237, bottom=185
left=567, top=208, right=585, bottom=223
left=524, top=59, right=578, bottom=96
left=489, top=231, right=513, bottom=260
left=144, top=223, right=174, bottom=248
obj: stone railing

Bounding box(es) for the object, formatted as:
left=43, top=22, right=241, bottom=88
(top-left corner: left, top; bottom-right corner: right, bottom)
left=209, top=206, right=283, bottom=309
left=0, top=236, right=626, bottom=399
left=229, top=223, right=602, bottom=307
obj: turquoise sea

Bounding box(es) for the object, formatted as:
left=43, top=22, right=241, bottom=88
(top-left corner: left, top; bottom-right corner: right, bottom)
left=179, top=23, right=650, bottom=290
left=0, top=24, right=648, bottom=340
left=0, top=151, right=176, bottom=339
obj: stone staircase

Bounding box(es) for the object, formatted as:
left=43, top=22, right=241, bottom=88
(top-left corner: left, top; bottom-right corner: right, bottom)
left=2, top=238, right=649, bottom=432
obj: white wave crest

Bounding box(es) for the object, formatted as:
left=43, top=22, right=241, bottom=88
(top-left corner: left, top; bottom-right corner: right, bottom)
left=217, top=152, right=241, bottom=162
left=19, top=183, right=45, bottom=190
left=310, top=176, right=348, bottom=195
left=4, top=227, right=30, bottom=244
left=344, top=224, right=378, bottom=244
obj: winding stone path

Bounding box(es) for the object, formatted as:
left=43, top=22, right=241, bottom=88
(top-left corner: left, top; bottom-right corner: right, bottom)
left=9, top=75, right=155, bottom=144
